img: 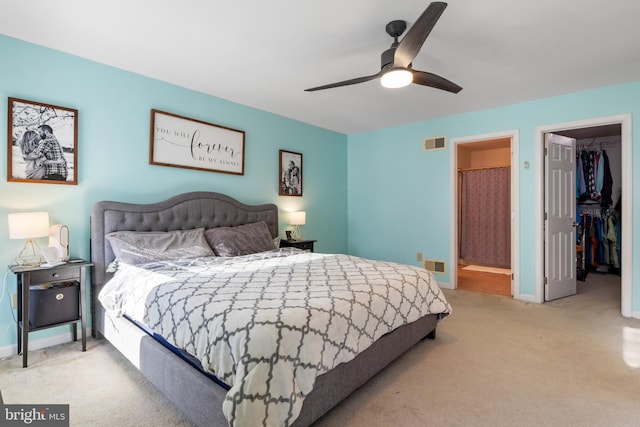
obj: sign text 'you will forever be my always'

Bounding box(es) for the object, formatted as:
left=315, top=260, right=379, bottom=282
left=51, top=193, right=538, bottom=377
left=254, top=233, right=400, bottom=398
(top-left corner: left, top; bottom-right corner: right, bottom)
left=150, top=110, right=245, bottom=175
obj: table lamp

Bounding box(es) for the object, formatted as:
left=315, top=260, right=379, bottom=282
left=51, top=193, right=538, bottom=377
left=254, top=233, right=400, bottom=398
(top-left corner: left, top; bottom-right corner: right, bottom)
left=8, top=212, right=50, bottom=267
left=289, top=211, right=306, bottom=240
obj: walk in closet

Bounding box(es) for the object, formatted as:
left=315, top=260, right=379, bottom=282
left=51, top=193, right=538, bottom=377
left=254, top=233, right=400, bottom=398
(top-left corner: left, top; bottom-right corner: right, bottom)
left=560, top=125, right=622, bottom=283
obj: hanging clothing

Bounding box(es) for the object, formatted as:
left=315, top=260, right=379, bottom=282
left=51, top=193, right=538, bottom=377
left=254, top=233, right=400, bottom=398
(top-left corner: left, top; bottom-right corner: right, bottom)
left=600, top=150, right=613, bottom=209
left=587, top=151, right=596, bottom=196
left=577, top=207, right=621, bottom=272
left=605, top=213, right=619, bottom=268
left=595, top=152, right=605, bottom=198
left=576, top=148, right=613, bottom=207
left=576, top=145, right=619, bottom=274
left=577, top=154, right=586, bottom=196
left=580, top=150, right=590, bottom=198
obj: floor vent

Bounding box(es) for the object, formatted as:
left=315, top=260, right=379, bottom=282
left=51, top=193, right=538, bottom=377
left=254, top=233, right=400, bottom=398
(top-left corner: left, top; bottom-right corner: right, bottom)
left=423, top=136, right=446, bottom=151
left=423, top=259, right=446, bottom=274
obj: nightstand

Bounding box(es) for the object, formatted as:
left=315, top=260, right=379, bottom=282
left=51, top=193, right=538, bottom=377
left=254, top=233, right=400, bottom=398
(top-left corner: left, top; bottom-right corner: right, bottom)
left=10, top=260, right=92, bottom=367
left=280, top=239, right=316, bottom=252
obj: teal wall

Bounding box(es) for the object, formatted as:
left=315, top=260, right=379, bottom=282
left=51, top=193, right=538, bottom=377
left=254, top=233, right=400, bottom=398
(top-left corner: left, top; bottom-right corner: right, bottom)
left=347, top=82, right=638, bottom=311
left=0, top=35, right=348, bottom=348
left=2, top=33, right=639, bottom=350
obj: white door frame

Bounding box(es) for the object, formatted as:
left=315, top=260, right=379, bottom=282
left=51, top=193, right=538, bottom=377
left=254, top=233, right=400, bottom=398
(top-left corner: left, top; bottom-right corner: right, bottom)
left=535, top=114, right=633, bottom=317
left=449, top=130, right=520, bottom=298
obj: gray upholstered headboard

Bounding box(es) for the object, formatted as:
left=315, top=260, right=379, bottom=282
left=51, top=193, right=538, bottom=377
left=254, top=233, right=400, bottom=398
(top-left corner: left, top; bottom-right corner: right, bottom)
left=90, top=191, right=279, bottom=287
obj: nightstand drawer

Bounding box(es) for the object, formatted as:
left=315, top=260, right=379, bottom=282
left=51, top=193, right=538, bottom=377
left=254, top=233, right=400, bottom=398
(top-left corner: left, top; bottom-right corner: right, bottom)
left=295, top=241, right=314, bottom=251
left=280, top=239, right=316, bottom=252
left=28, top=266, right=80, bottom=284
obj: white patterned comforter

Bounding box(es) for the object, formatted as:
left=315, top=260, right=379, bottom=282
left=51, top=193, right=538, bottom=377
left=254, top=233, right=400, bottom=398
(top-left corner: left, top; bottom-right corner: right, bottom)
left=99, top=248, right=451, bottom=426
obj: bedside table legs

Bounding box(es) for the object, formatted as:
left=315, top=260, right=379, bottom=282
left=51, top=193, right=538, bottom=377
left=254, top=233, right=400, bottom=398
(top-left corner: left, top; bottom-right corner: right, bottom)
left=79, top=266, right=87, bottom=351
left=20, top=312, right=28, bottom=368
left=19, top=276, right=29, bottom=368
left=22, top=334, right=28, bottom=368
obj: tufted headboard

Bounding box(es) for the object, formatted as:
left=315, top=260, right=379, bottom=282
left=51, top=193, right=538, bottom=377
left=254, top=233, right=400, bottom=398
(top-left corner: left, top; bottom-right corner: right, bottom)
left=90, top=191, right=278, bottom=335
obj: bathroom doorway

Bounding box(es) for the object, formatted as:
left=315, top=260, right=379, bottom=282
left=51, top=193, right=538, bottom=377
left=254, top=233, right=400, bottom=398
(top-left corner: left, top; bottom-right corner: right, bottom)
left=450, top=131, right=518, bottom=297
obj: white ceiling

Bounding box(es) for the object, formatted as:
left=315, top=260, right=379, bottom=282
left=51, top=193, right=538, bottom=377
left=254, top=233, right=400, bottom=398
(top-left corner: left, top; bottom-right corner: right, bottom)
left=2, top=0, right=640, bottom=135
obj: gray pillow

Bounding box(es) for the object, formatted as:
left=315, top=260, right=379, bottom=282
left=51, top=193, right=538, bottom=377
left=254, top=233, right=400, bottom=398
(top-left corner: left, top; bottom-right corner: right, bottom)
left=106, top=228, right=215, bottom=265
left=205, top=221, right=277, bottom=257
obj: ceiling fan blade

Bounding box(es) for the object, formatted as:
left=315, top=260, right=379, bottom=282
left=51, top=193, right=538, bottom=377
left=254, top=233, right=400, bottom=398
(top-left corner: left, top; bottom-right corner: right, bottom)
left=412, top=70, right=462, bottom=93
left=394, top=2, right=448, bottom=68
left=304, top=73, right=381, bottom=92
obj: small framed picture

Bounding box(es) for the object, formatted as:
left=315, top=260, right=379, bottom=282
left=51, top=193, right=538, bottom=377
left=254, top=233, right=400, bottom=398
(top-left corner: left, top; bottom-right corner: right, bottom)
left=285, top=230, right=293, bottom=240
left=279, top=150, right=302, bottom=196
left=7, top=97, right=78, bottom=185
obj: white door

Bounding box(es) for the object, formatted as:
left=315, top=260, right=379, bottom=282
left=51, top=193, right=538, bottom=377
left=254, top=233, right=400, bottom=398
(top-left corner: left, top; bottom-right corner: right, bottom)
left=544, top=133, right=577, bottom=300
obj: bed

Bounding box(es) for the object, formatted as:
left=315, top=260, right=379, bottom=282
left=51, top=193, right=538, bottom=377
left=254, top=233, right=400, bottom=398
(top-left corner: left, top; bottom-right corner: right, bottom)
left=90, top=191, right=450, bottom=426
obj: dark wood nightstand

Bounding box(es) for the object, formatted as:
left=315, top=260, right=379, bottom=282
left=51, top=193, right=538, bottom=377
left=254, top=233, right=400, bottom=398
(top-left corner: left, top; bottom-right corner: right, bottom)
left=280, top=239, right=316, bottom=252
left=10, top=260, right=92, bottom=367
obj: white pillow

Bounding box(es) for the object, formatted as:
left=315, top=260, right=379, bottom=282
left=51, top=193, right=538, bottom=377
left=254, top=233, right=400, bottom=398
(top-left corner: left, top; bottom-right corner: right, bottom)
left=106, top=228, right=214, bottom=265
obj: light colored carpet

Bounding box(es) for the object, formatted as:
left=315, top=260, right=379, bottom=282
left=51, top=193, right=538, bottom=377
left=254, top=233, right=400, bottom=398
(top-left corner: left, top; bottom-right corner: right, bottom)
left=1, top=273, right=639, bottom=426
left=462, top=264, right=512, bottom=275
left=0, top=338, right=191, bottom=426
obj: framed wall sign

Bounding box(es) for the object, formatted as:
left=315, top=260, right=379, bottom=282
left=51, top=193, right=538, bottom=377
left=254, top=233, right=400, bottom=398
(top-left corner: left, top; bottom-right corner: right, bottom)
left=150, top=109, right=245, bottom=175
left=279, top=149, right=302, bottom=196
left=7, top=97, right=78, bottom=185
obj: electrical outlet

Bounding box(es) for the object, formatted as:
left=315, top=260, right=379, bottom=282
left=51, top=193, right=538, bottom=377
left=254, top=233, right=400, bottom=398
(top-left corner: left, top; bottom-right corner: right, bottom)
left=416, top=252, right=423, bottom=262
left=11, top=293, right=17, bottom=309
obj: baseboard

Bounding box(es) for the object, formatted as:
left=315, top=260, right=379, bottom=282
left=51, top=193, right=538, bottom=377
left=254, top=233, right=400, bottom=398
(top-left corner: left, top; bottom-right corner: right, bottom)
left=437, top=280, right=453, bottom=290
left=631, top=310, right=640, bottom=320
left=0, top=326, right=89, bottom=359
left=515, top=294, right=541, bottom=303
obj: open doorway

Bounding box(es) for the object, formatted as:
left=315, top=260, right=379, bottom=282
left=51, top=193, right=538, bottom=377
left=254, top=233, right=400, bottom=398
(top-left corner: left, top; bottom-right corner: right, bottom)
left=451, top=132, right=517, bottom=297
left=536, top=114, right=632, bottom=317
left=555, top=124, right=621, bottom=295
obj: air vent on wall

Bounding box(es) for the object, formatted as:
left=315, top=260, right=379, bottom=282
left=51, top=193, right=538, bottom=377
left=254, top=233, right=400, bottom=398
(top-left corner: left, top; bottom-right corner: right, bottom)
left=423, top=259, right=446, bottom=274
left=423, top=136, right=446, bottom=151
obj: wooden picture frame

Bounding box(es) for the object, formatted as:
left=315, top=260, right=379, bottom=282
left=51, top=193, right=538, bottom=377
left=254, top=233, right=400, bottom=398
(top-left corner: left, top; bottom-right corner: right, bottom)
left=279, top=150, right=303, bottom=196
left=150, top=109, right=245, bottom=175
left=7, top=97, right=78, bottom=185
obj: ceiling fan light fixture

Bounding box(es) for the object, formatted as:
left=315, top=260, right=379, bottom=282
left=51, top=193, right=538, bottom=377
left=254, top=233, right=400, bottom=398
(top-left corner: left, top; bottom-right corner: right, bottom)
left=304, top=3, right=461, bottom=94
left=380, top=69, right=413, bottom=88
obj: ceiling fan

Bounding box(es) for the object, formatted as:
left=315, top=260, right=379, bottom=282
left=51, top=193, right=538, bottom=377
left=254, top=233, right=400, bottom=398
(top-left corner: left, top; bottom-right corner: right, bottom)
left=304, top=1, right=462, bottom=94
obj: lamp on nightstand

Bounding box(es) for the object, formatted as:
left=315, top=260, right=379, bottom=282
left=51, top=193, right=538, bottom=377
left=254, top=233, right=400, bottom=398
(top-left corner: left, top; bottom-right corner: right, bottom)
left=8, top=212, right=50, bottom=267
left=289, top=211, right=306, bottom=241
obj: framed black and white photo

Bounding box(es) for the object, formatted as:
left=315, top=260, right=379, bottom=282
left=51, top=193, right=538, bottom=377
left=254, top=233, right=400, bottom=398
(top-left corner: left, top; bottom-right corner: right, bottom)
left=279, top=150, right=302, bottom=196
left=150, top=109, right=245, bottom=175
left=7, top=97, right=78, bottom=185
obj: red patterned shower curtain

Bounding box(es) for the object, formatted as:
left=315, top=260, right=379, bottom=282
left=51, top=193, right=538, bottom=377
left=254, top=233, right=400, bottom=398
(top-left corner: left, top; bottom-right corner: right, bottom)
left=459, top=167, right=511, bottom=268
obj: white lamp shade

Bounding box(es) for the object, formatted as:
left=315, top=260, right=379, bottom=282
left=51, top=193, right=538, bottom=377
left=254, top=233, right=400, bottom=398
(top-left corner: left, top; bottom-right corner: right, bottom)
left=381, top=69, right=413, bottom=88
left=289, top=211, right=306, bottom=225
left=8, top=212, right=50, bottom=239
